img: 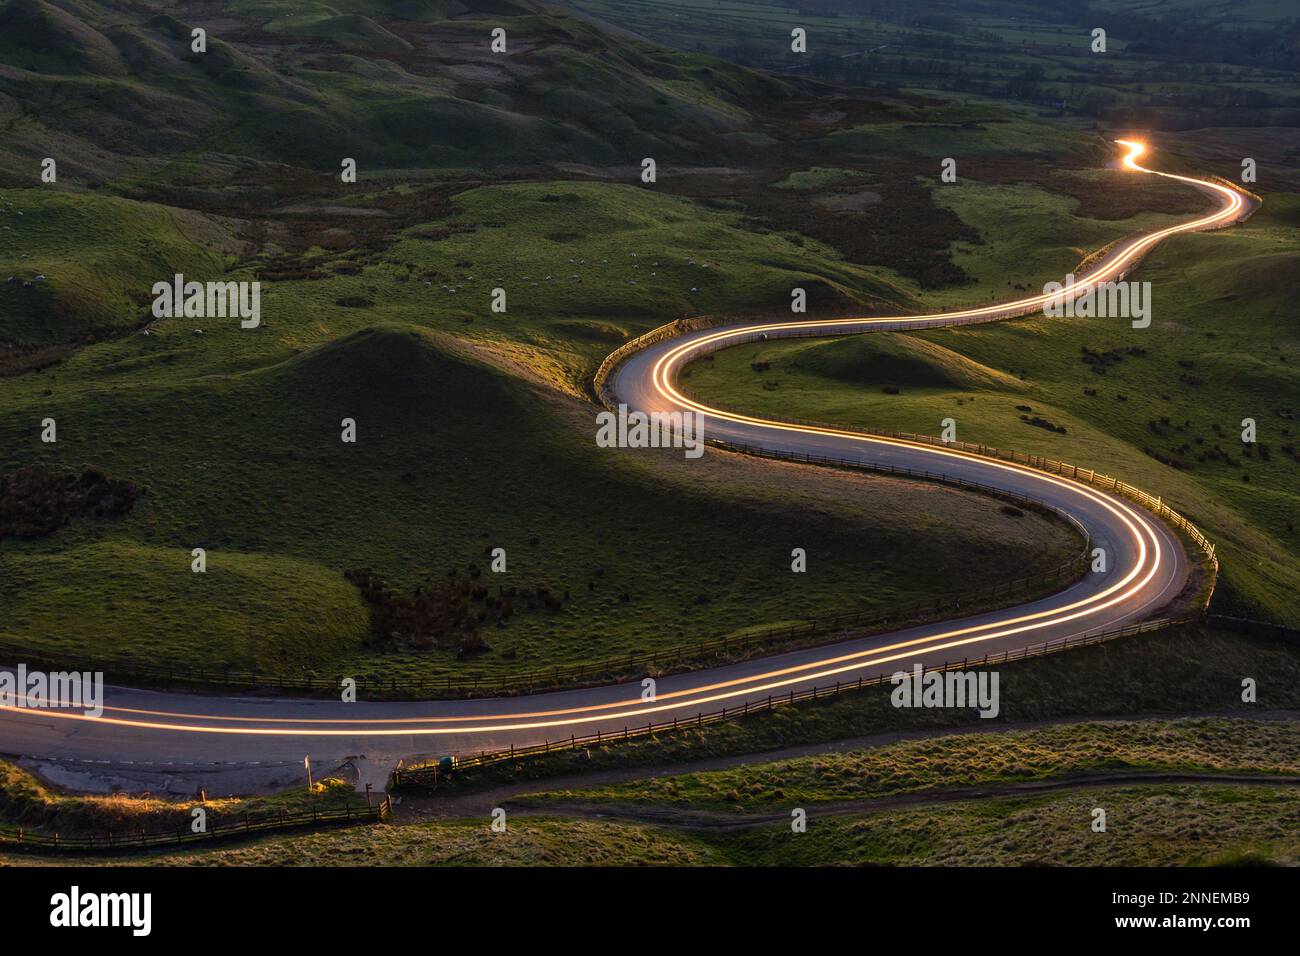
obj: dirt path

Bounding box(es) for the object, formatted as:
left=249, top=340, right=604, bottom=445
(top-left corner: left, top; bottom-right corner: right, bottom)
left=506, top=772, right=1300, bottom=831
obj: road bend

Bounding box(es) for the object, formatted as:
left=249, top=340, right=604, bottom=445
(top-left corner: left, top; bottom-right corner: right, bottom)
left=0, top=142, right=1254, bottom=791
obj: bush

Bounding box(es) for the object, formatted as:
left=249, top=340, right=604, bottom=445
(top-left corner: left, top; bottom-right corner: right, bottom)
left=0, top=466, right=138, bottom=539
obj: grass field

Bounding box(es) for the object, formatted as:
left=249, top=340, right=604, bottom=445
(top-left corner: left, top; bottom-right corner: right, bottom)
left=8, top=784, right=1295, bottom=866
left=4, top=816, right=717, bottom=867
left=518, top=717, right=1300, bottom=809
left=0, top=761, right=364, bottom=836
left=11, top=715, right=1298, bottom=866
left=0, top=191, right=236, bottom=350
left=693, top=783, right=1300, bottom=866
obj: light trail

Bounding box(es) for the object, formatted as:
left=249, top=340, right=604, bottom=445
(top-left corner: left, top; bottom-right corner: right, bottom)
left=0, top=141, right=1247, bottom=740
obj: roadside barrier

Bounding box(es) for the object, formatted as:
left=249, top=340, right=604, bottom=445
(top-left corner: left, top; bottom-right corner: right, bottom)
left=391, top=615, right=1202, bottom=789
left=0, top=796, right=391, bottom=855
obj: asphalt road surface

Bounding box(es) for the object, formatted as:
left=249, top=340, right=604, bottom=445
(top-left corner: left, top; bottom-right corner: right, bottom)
left=0, top=142, right=1254, bottom=794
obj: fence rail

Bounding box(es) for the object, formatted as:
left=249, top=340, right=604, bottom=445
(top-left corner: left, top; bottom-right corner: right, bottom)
left=392, top=615, right=1203, bottom=789
left=707, top=432, right=1218, bottom=597
left=0, top=796, right=391, bottom=855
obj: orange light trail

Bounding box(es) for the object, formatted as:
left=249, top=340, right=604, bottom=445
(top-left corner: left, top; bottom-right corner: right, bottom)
left=0, top=141, right=1246, bottom=738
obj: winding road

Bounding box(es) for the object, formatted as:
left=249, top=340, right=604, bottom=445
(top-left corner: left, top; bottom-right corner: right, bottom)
left=0, top=142, right=1255, bottom=794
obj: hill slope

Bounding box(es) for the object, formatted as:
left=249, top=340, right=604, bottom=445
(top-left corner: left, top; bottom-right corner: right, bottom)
left=0, top=0, right=794, bottom=176
left=0, top=324, right=1081, bottom=675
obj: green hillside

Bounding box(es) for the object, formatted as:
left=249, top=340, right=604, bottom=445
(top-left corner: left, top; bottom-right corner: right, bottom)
left=0, top=0, right=791, bottom=174
left=0, top=190, right=238, bottom=350
left=0, top=324, right=1078, bottom=676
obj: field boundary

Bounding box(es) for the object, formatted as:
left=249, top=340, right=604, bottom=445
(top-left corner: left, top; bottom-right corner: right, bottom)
left=0, top=796, right=391, bottom=856
left=391, top=615, right=1206, bottom=789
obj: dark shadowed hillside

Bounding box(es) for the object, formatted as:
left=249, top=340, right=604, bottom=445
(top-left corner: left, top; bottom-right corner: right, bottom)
left=0, top=0, right=799, bottom=176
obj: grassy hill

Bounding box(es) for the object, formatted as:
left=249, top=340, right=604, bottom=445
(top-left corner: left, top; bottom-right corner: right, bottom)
left=0, top=190, right=240, bottom=351
left=791, top=333, right=1029, bottom=392
left=0, top=0, right=792, bottom=175
left=11, top=715, right=1299, bottom=866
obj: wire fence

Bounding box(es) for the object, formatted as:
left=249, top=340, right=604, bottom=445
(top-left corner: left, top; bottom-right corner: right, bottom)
left=704, top=430, right=1218, bottom=602
left=0, top=796, right=391, bottom=855
left=391, top=615, right=1203, bottom=789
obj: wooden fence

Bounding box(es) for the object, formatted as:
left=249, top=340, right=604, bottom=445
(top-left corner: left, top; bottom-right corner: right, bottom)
left=0, top=796, right=391, bottom=855
left=391, top=615, right=1199, bottom=789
